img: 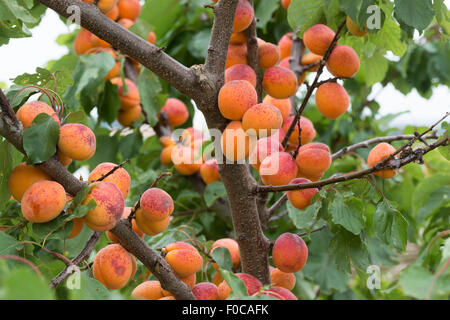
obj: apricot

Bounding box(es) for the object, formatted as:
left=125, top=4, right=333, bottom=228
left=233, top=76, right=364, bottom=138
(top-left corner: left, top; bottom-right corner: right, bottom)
left=368, top=143, right=397, bottom=178
left=212, top=272, right=223, bottom=287
left=272, top=233, right=308, bottom=273
left=269, top=267, right=296, bottom=291
left=303, top=24, right=336, bottom=56
left=230, top=32, right=246, bottom=45
left=83, top=0, right=117, bottom=14
left=110, top=77, right=140, bottom=110
left=249, top=137, right=283, bottom=170
left=221, top=121, right=256, bottom=162
left=160, top=145, right=174, bottom=166
left=260, top=151, right=298, bottom=186
left=258, top=42, right=281, bottom=69
left=21, top=181, right=66, bottom=223
left=225, top=44, right=248, bottom=69
left=93, top=244, right=134, bottom=290
left=131, top=280, right=163, bottom=300
left=8, top=163, right=51, bottom=202
left=91, top=33, right=112, bottom=48
left=148, top=31, right=156, bottom=44
left=233, top=0, right=254, bottom=33
left=117, top=0, right=141, bottom=21
left=138, top=187, right=174, bottom=222
left=181, top=273, right=197, bottom=289
left=164, top=241, right=197, bottom=252
left=180, top=127, right=204, bottom=149
left=16, top=101, right=60, bottom=129
left=286, top=178, right=318, bottom=210
left=301, top=53, right=322, bottom=72
left=281, top=115, right=316, bottom=145
left=118, top=18, right=133, bottom=29
left=117, top=105, right=142, bottom=126
left=281, top=0, right=291, bottom=10
left=218, top=80, right=257, bottom=121
left=315, top=82, right=349, bottom=119
left=160, top=136, right=176, bottom=147
left=165, top=248, right=203, bottom=278
left=278, top=58, right=307, bottom=85
left=262, top=286, right=298, bottom=300
left=106, top=4, right=119, bottom=20
left=217, top=273, right=262, bottom=299
left=88, top=162, right=131, bottom=199
left=262, top=95, right=292, bottom=121
left=107, top=207, right=144, bottom=242
left=278, top=33, right=292, bottom=60
left=326, top=45, right=360, bottom=78
left=225, top=64, right=257, bottom=87
left=193, top=282, right=219, bottom=300
left=346, top=16, right=368, bottom=37
left=211, top=238, right=241, bottom=269
left=200, top=159, right=221, bottom=185
left=295, top=143, right=331, bottom=179
left=159, top=98, right=189, bottom=127
left=82, top=181, right=125, bottom=232
left=57, top=149, right=72, bottom=167
left=172, top=145, right=203, bottom=175
left=73, top=29, right=96, bottom=55
left=135, top=210, right=170, bottom=236
left=68, top=218, right=84, bottom=239
left=58, top=123, right=96, bottom=161
left=242, top=103, right=283, bottom=138
left=262, top=66, right=298, bottom=99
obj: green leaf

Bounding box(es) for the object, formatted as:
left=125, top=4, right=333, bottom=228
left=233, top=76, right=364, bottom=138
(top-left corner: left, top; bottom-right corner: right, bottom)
left=138, top=68, right=163, bottom=126
left=13, top=67, right=73, bottom=96
left=211, top=246, right=233, bottom=271
left=98, top=81, right=121, bottom=124
left=65, top=110, right=86, bottom=123
left=398, top=266, right=435, bottom=299
left=329, top=195, right=364, bottom=235
left=412, top=174, right=450, bottom=220
left=219, top=269, right=248, bottom=299
left=23, top=113, right=60, bottom=164
left=67, top=273, right=112, bottom=300
left=0, top=231, right=22, bottom=255
left=364, top=49, right=389, bottom=86
left=119, top=131, right=143, bottom=159
left=374, top=200, right=408, bottom=251
left=288, top=0, right=326, bottom=36
left=0, top=268, right=54, bottom=300
left=369, top=18, right=407, bottom=57
left=0, top=141, right=19, bottom=209
left=140, top=0, right=183, bottom=39
left=433, top=0, right=450, bottom=35
left=417, top=186, right=450, bottom=221
left=329, top=228, right=369, bottom=273
left=394, top=0, right=435, bottom=31
left=255, top=0, right=280, bottom=30
left=287, top=200, right=322, bottom=230
left=187, top=29, right=211, bottom=59
left=438, top=144, right=450, bottom=160
left=204, top=182, right=227, bottom=207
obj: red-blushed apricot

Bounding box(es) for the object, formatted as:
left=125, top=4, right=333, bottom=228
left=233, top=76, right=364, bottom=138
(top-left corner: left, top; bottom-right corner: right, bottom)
left=281, top=0, right=291, bottom=10
left=272, top=233, right=308, bottom=273
left=83, top=0, right=117, bottom=14
left=221, top=121, right=256, bottom=162
left=242, top=103, right=283, bottom=138
left=21, top=181, right=66, bottom=223
left=68, top=218, right=84, bottom=239
left=278, top=33, right=293, bottom=60
left=135, top=210, right=170, bottom=236
left=263, top=95, right=292, bottom=121
left=57, top=149, right=72, bottom=167
left=230, top=32, right=246, bottom=45
left=118, top=18, right=133, bottom=29
left=73, top=29, right=96, bottom=55
left=193, top=282, right=220, bottom=300
left=58, top=123, right=96, bottom=161
left=117, top=0, right=141, bottom=21
left=181, top=273, right=197, bottom=289
left=16, top=101, right=60, bottom=129
left=107, top=207, right=144, bottom=242
left=159, top=98, right=189, bottom=127
left=261, top=286, right=298, bottom=300
left=260, top=151, right=298, bottom=186
left=301, top=52, right=322, bottom=72
left=281, top=115, right=316, bottom=145
left=132, top=281, right=165, bottom=300
left=200, top=158, right=221, bottom=185
left=93, top=244, right=134, bottom=290
left=8, top=163, right=51, bottom=202
left=148, top=31, right=156, bottom=44
left=88, top=162, right=131, bottom=199
left=139, top=188, right=174, bottom=222
left=286, top=178, right=318, bottom=210
left=110, top=77, right=140, bottom=110
left=315, top=82, right=349, bottom=119
left=258, top=42, right=281, bottom=69
left=295, top=143, right=331, bottom=179
left=218, top=80, right=257, bottom=121
left=165, top=248, right=203, bottom=278
left=303, top=24, right=336, bottom=56
left=278, top=58, right=307, bottom=85
left=164, top=241, right=197, bottom=253
left=269, top=266, right=296, bottom=291
left=225, top=64, right=257, bottom=87
left=106, top=4, right=119, bottom=20
left=160, top=136, right=176, bottom=147
left=212, top=272, right=223, bottom=287
left=217, top=273, right=263, bottom=299
left=172, top=145, right=203, bottom=175
left=249, top=137, right=283, bottom=170
left=368, top=143, right=397, bottom=178
left=117, top=105, right=142, bottom=126
left=233, top=0, right=254, bottom=33
left=326, top=45, right=360, bottom=78
left=346, top=16, right=368, bottom=37
left=83, top=181, right=125, bottom=232
left=211, top=238, right=241, bottom=269
left=160, top=145, right=174, bottom=166
left=225, top=44, right=248, bottom=69
left=262, top=66, right=298, bottom=99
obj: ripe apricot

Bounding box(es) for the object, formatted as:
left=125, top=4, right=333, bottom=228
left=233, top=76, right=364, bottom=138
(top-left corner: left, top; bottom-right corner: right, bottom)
left=135, top=210, right=170, bottom=236
left=58, top=123, right=96, bottom=161
left=368, top=143, right=397, bottom=178
left=139, top=187, right=174, bottom=222
left=272, top=233, right=308, bottom=273
left=172, top=144, right=203, bottom=175
left=217, top=273, right=262, bottom=299
left=148, top=31, right=156, bottom=44
left=233, top=0, right=254, bottom=33
left=21, top=180, right=66, bottom=223
left=165, top=248, right=203, bottom=278
left=230, top=32, right=246, bottom=45
left=269, top=266, right=296, bottom=291
left=211, top=238, right=241, bottom=269
left=8, top=163, right=51, bottom=202
left=91, top=33, right=112, bottom=48
left=262, top=286, right=298, bottom=300
left=83, top=181, right=125, bottom=232
left=118, top=18, right=134, bottom=29
left=57, top=149, right=72, bottom=167
left=117, top=0, right=141, bottom=21
left=110, top=77, right=140, bottom=110
left=131, top=281, right=164, bottom=300
left=83, top=0, right=117, bottom=14
left=16, top=101, right=60, bottom=129
left=159, top=98, right=189, bottom=127
left=160, top=136, right=176, bottom=147
left=68, top=218, right=84, bottom=239
left=281, top=115, right=316, bottom=145
left=200, top=158, right=221, bottom=185
left=286, top=178, right=318, bottom=210
left=278, top=33, right=292, bottom=60
left=346, top=16, right=368, bottom=37
left=218, top=80, right=257, bottom=121
left=249, top=136, right=283, bottom=170
left=180, top=127, right=205, bottom=149
left=225, top=64, right=257, bottom=87
left=221, top=121, right=256, bottom=162
left=93, top=244, right=134, bottom=290
left=315, top=82, right=349, bottom=119
left=107, top=207, right=144, bottom=242
left=260, top=151, right=298, bottom=186
left=281, top=0, right=291, bottom=10
left=242, top=103, right=283, bottom=138
left=181, top=272, right=197, bottom=289
left=164, top=241, right=197, bottom=252
left=225, top=44, right=248, bottom=69
left=326, top=45, right=360, bottom=78
left=262, top=66, right=298, bottom=99
left=262, top=95, right=292, bottom=121
left=160, top=145, right=174, bottom=166
left=117, top=105, right=142, bottom=126
left=193, top=283, right=219, bottom=300
left=301, top=53, right=322, bottom=72
left=212, top=272, right=223, bottom=286
left=258, top=42, right=281, bottom=69
left=106, top=4, right=119, bottom=20
left=303, top=24, right=336, bottom=56
left=295, top=143, right=331, bottom=179
left=73, top=29, right=96, bottom=55
left=88, top=162, right=131, bottom=199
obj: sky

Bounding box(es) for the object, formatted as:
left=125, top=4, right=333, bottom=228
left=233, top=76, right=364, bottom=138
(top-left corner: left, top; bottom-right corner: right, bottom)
left=0, top=7, right=449, bottom=129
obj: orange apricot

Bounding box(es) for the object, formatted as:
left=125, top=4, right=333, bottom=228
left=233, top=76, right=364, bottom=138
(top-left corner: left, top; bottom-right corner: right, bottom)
left=258, top=42, right=281, bottom=69
left=230, top=32, right=246, bottom=45
left=278, top=33, right=293, bottom=60
left=68, top=218, right=84, bottom=239
left=117, top=105, right=142, bottom=126
left=221, top=121, right=256, bottom=162
left=281, top=115, right=316, bottom=145
left=8, top=163, right=51, bottom=202
left=83, top=0, right=117, bottom=14
left=193, top=282, right=219, bottom=300
left=262, top=95, right=292, bottom=121
left=326, top=45, right=360, bottom=78
left=106, top=4, right=119, bottom=20
left=225, top=44, right=248, bottom=69
left=91, top=33, right=112, bottom=48
left=57, top=149, right=72, bottom=167
left=260, top=151, right=298, bottom=186
left=295, top=143, right=331, bottom=179
left=139, top=188, right=174, bottom=222
left=368, top=143, right=397, bottom=178
left=211, top=238, right=241, bottom=269
left=249, top=136, right=283, bottom=170
left=346, top=16, right=368, bottom=37
left=281, top=0, right=291, bottom=10
left=73, top=29, right=96, bottom=55
left=110, top=77, right=140, bottom=110
left=212, top=272, right=223, bottom=287
left=272, top=233, right=308, bottom=273
left=315, top=82, right=349, bottom=119
left=286, top=178, right=318, bottom=210
left=88, top=162, right=131, bottom=199
left=131, top=280, right=164, bottom=300
left=21, top=180, right=66, bottom=223
left=160, top=136, right=176, bottom=147
left=262, top=286, right=298, bottom=300
left=242, top=103, right=283, bottom=138
left=218, top=80, right=258, bottom=121
left=16, top=101, right=60, bottom=129
left=301, top=52, right=322, bottom=72
left=225, top=64, right=257, bottom=87
left=172, top=145, right=203, bottom=175
left=58, top=123, right=96, bottom=161
left=117, top=0, right=141, bottom=21
left=180, top=127, right=205, bottom=149
left=118, top=18, right=134, bottom=29
left=135, top=210, right=170, bottom=236
left=303, top=24, right=336, bottom=56
left=200, top=158, right=221, bottom=185
left=159, top=98, right=189, bottom=127
left=217, top=273, right=262, bottom=299
left=262, top=66, right=298, bottom=99
left=160, top=145, right=174, bottom=166
left=164, top=241, right=197, bottom=253
left=233, top=0, right=254, bottom=33
left=165, top=248, right=203, bottom=278
left=269, top=266, right=296, bottom=291
left=148, top=31, right=156, bottom=44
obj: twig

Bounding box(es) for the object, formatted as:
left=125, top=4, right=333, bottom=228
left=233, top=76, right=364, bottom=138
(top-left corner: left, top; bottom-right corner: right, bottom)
left=91, top=159, right=130, bottom=182
left=268, top=210, right=288, bottom=222
left=268, top=194, right=288, bottom=216
left=0, top=255, right=42, bottom=277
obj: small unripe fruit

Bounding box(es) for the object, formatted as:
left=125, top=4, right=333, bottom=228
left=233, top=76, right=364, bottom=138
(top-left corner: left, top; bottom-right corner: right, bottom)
left=272, top=233, right=308, bottom=273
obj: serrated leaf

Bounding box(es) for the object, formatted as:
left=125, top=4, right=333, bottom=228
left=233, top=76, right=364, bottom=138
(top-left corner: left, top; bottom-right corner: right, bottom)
left=369, top=18, right=407, bottom=57
left=211, top=246, right=233, bottom=271
left=329, top=228, right=369, bottom=273
left=394, top=0, right=434, bottom=31
left=204, top=181, right=226, bottom=207
left=374, top=200, right=408, bottom=251
left=288, top=0, right=326, bottom=36
left=329, top=195, right=364, bottom=235
left=287, top=200, right=322, bottom=230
